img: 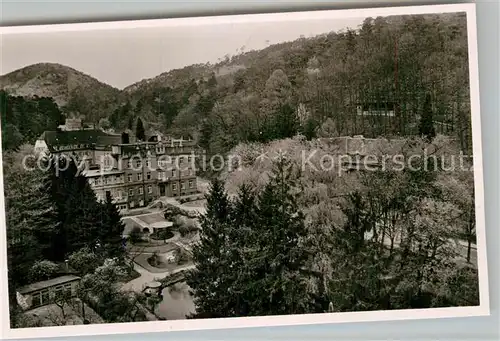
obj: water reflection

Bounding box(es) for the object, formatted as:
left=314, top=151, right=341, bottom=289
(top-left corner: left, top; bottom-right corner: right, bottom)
left=155, top=282, right=196, bottom=320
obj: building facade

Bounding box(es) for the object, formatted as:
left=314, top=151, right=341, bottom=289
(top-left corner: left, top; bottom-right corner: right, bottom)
left=36, top=121, right=199, bottom=211
left=17, top=275, right=81, bottom=310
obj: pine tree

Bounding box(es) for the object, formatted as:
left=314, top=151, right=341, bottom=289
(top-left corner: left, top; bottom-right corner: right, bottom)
left=49, top=156, right=101, bottom=260
left=270, top=102, right=299, bottom=140
left=301, top=118, right=318, bottom=140
left=98, top=192, right=126, bottom=259
left=250, top=156, right=312, bottom=315
left=135, top=117, right=146, bottom=141
left=228, top=184, right=259, bottom=316
left=418, top=93, right=436, bottom=141
left=185, top=179, right=235, bottom=318
left=134, top=99, right=143, bottom=115
left=3, top=155, right=59, bottom=285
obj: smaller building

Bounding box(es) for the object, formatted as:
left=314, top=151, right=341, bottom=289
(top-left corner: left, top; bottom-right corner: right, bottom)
left=356, top=102, right=396, bottom=117
left=16, top=275, right=81, bottom=310
left=144, top=281, right=162, bottom=297
left=58, top=118, right=83, bottom=131
left=123, top=211, right=174, bottom=236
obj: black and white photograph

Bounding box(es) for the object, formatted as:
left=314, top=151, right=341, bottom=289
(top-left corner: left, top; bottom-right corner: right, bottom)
left=0, top=3, right=489, bottom=339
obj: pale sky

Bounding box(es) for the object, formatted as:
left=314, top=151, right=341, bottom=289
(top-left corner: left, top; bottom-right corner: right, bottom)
left=0, top=17, right=364, bottom=89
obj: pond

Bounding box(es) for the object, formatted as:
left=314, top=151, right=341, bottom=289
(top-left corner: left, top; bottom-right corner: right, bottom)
left=155, top=282, right=196, bottom=320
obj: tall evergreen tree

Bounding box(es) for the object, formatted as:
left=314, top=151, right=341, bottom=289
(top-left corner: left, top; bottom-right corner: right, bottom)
left=418, top=93, right=436, bottom=140
left=49, top=156, right=101, bottom=260
left=274, top=103, right=299, bottom=139
left=187, top=161, right=314, bottom=317
left=3, top=152, right=59, bottom=290
left=135, top=117, right=146, bottom=141
left=5, top=172, right=56, bottom=284
left=134, top=98, right=143, bottom=115
left=249, top=156, right=312, bottom=315
left=185, top=179, right=235, bottom=318
left=98, top=192, right=126, bottom=259
left=227, top=184, right=259, bottom=316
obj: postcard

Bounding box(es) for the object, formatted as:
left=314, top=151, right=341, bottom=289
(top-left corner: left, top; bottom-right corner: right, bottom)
left=0, top=3, right=489, bottom=339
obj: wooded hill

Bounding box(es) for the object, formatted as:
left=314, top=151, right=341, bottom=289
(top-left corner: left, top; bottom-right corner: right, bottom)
left=1, top=13, right=471, bottom=154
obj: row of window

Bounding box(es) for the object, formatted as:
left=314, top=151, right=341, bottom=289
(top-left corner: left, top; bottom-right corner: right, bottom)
left=172, top=180, right=195, bottom=191
left=127, top=159, right=151, bottom=168
left=104, top=189, right=124, bottom=200
left=125, top=169, right=194, bottom=183
left=90, top=175, right=124, bottom=186
left=156, top=146, right=193, bottom=154
left=129, top=200, right=145, bottom=209
left=126, top=180, right=195, bottom=197
left=124, top=155, right=194, bottom=169
left=127, top=172, right=151, bottom=182
left=103, top=180, right=196, bottom=201
left=31, top=284, right=73, bottom=308
left=128, top=185, right=153, bottom=196
left=91, top=169, right=196, bottom=187
left=90, top=168, right=195, bottom=186
left=158, top=169, right=194, bottom=180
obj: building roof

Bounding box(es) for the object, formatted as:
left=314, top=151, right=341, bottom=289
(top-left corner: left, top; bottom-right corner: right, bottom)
left=39, top=130, right=122, bottom=149
left=18, top=275, right=81, bottom=294
left=150, top=221, right=174, bottom=229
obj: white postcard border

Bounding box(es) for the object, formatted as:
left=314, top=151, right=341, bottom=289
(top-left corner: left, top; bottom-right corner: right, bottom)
left=0, top=3, right=489, bottom=340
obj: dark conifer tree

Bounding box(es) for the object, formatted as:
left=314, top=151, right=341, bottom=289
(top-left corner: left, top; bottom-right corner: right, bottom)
left=250, top=156, right=312, bottom=316
left=98, top=192, right=126, bottom=259
left=301, top=118, right=319, bottom=141
left=49, top=156, right=101, bottom=260
left=274, top=103, right=298, bottom=139
left=135, top=117, right=146, bottom=141
left=185, top=179, right=235, bottom=318
left=5, top=168, right=57, bottom=284
left=418, top=93, right=436, bottom=141
left=227, top=184, right=258, bottom=316
left=198, top=119, right=213, bottom=151
left=134, top=98, right=143, bottom=115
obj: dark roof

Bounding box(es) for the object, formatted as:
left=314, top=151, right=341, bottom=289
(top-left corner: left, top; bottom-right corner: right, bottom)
left=18, top=275, right=81, bottom=294
left=95, top=134, right=123, bottom=147
left=40, top=130, right=122, bottom=148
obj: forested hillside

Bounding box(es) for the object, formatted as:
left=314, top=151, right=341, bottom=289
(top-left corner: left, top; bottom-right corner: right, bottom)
left=0, top=63, right=123, bottom=123
left=0, top=91, right=65, bottom=151
left=1, top=13, right=470, bottom=154
left=116, top=12, right=470, bottom=155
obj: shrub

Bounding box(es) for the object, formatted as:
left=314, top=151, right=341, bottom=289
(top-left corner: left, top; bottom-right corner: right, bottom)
left=129, top=227, right=142, bottom=244
left=178, top=219, right=199, bottom=237
left=68, top=247, right=102, bottom=276
left=29, top=260, right=59, bottom=282
left=174, top=248, right=190, bottom=265
left=151, top=229, right=174, bottom=241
